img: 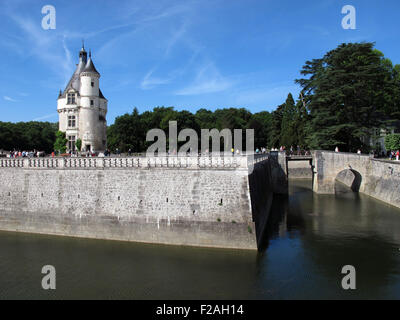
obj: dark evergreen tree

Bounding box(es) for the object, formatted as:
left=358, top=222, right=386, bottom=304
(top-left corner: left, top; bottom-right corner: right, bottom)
left=296, top=42, right=397, bottom=151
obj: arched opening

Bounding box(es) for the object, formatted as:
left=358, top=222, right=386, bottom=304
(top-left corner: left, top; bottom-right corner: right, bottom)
left=335, top=169, right=362, bottom=193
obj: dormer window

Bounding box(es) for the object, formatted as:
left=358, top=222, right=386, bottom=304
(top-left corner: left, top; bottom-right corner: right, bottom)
left=67, top=93, right=76, bottom=104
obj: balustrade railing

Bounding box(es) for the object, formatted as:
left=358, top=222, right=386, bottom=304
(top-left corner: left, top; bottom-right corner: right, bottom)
left=0, top=155, right=258, bottom=169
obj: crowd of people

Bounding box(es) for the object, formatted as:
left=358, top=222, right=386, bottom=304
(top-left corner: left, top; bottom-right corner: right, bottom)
left=389, top=150, right=400, bottom=161
left=266, top=145, right=311, bottom=156
left=333, top=146, right=400, bottom=160
left=1, top=150, right=45, bottom=158
left=2, top=146, right=399, bottom=160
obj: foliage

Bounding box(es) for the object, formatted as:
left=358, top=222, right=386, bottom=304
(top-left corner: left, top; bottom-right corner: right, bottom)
left=384, top=134, right=400, bottom=151
left=54, top=130, right=68, bottom=154
left=295, top=42, right=399, bottom=152
left=2, top=43, right=399, bottom=155
left=0, top=121, right=57, bottom=153
left=75, top=138, right=82, bottom=151
left=107, top=106, right=271, bottom=153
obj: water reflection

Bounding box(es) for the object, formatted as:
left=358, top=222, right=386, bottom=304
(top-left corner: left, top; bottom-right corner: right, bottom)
left=0, top=179, right=399, bottom=299
left=255, top=179, right=400, bottom=299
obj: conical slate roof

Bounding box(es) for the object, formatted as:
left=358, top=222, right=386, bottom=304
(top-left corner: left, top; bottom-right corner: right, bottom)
left=62, top=59, right=86, bottom=95
left=82, top=57, right=99, bottom=74
left=59, top=47, right=105, bottom=99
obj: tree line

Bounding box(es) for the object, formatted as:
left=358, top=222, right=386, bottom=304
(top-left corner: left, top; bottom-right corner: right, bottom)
left=1, top=42, right=399, bottom=154
left=108, top=42, right=400, bottom=153
left=0, top=121, right=57, bottom=153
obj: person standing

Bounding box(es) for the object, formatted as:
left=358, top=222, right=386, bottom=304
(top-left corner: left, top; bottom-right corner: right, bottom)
left=396, top=150, right=400, bottom=161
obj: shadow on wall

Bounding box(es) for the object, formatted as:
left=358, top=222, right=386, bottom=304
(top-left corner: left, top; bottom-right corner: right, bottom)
left=248, top=161, right=274, bottom=251
left=248, top=155, right=288, bottom=251
left=256, top=193, right=288, bottom=251
left=335, top=169, right=362, bottom=193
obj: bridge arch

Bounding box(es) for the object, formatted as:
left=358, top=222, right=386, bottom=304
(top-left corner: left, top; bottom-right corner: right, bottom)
left=334, top=168, right=362, bottom=192
left=313, top=151, right=371, bottom=194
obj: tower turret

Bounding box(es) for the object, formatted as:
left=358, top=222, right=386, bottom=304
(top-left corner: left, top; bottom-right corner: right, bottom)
left=79, top=42, right=87, bottom=64
left=57, top=44, right=108, bottom=153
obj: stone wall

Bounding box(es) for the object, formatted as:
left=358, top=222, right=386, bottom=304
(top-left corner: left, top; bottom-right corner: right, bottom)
left=0, top=155, right=275, bottom=250
left=362, top=159, right=400, bottom=209
left=269, top=152, right=288, bottom=194
left=248, top=157, right=274, bottom=248
left=313, top=151, right=400, bottom=209
left=335, top=169, right=357, bottom=188
left=287, top=160, right=313, bottom=179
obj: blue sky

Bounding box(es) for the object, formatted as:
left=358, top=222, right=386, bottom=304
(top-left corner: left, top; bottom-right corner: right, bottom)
left=0, top=0, right=399, bottom=124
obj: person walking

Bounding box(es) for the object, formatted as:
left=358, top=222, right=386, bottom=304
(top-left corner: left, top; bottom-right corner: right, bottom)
left=396, top=150, right=400, bottom=161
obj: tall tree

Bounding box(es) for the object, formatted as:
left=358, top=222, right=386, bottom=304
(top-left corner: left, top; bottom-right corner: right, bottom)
left=270, top=104, right=284, bottom=148
left=296, top=42, right=396, bottom=151
left=280, top=93, right=298, bottom=147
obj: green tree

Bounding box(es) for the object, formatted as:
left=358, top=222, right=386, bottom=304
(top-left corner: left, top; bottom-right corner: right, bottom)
left=247, top=111, right=272, bottom=149
left=0, top=121, right=57, bottom=153
left=296, top=42, right=396, bottom=151
left=384, top=134, right=400, bottom=151
left=270, top=104, right=284, bottom=148
left=54, top=131, right=68, bottom=154
left=75, top=138, right=82, bottom=151
left=107, top=107, right=145, bottom=152
left=280, top=93, right=298, bottom=147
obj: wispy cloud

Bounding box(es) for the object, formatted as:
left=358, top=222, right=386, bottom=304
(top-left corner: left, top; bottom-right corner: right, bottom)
left=140, top=68, right=174, bottom=90
left=7, top=11, right=74, bottom=88
left=140, top=36, right=200, bottom=90
left=140, top=4, right=192, bottom=24
left=32, top=113, right=58, bottom=121
left=4, top=95, right=17, bottom=102
left=233, top=83, right=301, bottom=108
left=175, top=62, right=235, bottom=95
left=164, top=22, right=188, bottom=57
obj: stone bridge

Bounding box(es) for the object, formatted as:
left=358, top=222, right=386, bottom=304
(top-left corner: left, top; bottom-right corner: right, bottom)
left=312, top=151, right=371, bottom=193
left=312, top=150, right=400, bottom=209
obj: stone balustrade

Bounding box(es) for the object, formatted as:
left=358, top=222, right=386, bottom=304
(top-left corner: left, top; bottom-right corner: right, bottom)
left=0, top=155, right=260, bottom=170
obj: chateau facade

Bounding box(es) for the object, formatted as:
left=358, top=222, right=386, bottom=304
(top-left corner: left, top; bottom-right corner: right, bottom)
left=57, top=45, right=107, bottom=152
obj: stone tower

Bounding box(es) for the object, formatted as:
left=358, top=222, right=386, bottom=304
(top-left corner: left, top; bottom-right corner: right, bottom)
left=57, top=44, right=108, bottom=152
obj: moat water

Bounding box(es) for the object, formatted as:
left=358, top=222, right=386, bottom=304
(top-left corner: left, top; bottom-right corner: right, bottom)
left=0, top=179, right=399, bottom=299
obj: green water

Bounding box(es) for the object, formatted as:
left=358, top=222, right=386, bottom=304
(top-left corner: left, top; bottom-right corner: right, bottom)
left=0, top=179, right=399, bottom=299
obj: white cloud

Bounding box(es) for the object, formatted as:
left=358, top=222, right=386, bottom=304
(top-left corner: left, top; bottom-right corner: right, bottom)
left=32, top=113, right=58, bottom=121
left=164, top=22, right=188, bottom=57
left=4, top=96, right=17, bottom=102
left=234, top=83, right=301, bottom=107
left=140, top=4, right=192, bottom=24
left=7, top=12, right=74, bottom=88
left=175, top=62, right=235, bottom=95
left=140, top=68, right=173, bottom=90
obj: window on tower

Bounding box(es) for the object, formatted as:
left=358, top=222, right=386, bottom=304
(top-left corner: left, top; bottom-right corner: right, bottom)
left=67, top=93, right=76, bottom=104
left=68, top=136, right=76, bottom=152
left=68, top=115, right=76, bottom=128
left=90, top=100, right=94, bottom=106
left=91, top=81, right=94, bottom=87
